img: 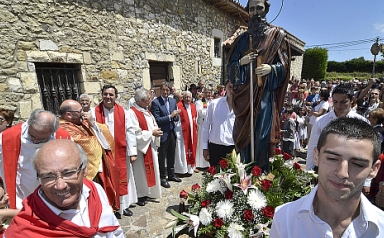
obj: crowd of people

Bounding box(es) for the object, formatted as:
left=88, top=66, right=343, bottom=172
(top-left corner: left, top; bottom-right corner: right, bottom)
left=2, top=75, right=384, bottom=236
left=0, top=78, right=234, bottom=236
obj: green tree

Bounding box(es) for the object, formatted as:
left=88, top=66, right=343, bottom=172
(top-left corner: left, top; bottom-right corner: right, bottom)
left=301, top=47, right=328, bottom=80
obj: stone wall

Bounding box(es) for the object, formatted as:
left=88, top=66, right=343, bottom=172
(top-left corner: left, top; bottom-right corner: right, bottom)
left=291, top=55, right=304, bottom=79
left=0, top=0, right=245, bottom=121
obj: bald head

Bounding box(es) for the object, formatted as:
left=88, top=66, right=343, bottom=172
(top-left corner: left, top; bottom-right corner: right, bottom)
left=59, top=100, right=83, bottom=125
left=33, top=139, right=87, bottom=173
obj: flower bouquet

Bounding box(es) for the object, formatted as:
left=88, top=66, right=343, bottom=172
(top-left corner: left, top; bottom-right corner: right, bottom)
left=167, top=148, right=317, bottom=238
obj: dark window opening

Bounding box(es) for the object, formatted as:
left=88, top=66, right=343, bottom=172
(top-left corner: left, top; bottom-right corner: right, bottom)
left=35, top=63, right=82, bottom=115
left=149, top=62, right=170, bottom=97
left=214, top=38, right=221, bottom=58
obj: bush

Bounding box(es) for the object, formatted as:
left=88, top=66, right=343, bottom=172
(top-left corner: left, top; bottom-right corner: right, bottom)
left=302, top=47, right=328, bottom=80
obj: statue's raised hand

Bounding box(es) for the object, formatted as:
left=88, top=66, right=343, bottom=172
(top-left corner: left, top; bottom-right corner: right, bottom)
left=240, top=51, right=258, bottom=66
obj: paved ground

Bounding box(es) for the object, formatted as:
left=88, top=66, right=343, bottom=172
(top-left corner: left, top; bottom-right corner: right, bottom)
left=119, top=149, right=307, bottom=237
left=119, top=171, right=204, bottom=238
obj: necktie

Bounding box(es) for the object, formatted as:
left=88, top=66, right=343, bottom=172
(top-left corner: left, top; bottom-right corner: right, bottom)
left=166, top=98, right=170, bottom=114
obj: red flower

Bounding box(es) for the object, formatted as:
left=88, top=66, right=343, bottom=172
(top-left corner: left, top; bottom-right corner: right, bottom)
left=207, top=166, right=216, bottom=175
left=283, top=152, right=292, bottom=160
left=275, top=147, right=282, bottom=155
left=243, top=209, right=254, bottom=222
left=201, top=199, right=211, bottom=207
left=191, top=183, right=201, bottom=191
left=252, top=166, right=262, bottom=177
left=293, top=162, right=302, bottom=170
left=225, top=189, right=233, bottom=200
left=262, top=206, right=275, bottom=218
left=179, top=190, right=188, bottom=199
left=261, top=179, right=273, bottom=191
left=219, top=159, right=229, bottom=169
left=214, top=218, right=224, bottom=228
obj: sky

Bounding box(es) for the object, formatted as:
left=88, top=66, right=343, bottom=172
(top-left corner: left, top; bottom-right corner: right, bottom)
left=238, top=0, right=384, bottom=62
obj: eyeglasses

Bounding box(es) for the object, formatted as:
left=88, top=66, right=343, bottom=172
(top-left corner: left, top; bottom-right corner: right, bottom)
left=27, top=130, right=53, bottom=144
left=37, top=163, right=84, bottom=186
left=68, top=109, right=83, bottom=114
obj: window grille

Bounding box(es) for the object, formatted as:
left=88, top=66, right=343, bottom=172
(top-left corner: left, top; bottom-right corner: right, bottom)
left=35, top=63, right=81, bottom=115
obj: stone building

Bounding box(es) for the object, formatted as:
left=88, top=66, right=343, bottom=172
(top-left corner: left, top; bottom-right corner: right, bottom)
left=0, top=0, right=304, bottom=121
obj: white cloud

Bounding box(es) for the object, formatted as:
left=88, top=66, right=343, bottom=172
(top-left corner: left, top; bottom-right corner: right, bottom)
left=374, top=23, right=384, bottom=33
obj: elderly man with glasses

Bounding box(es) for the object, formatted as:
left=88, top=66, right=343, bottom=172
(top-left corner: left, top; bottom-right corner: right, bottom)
left=0, top=109, right=71, bottom=211
left=4, top=139, right=124, bottom=237
left=59, top=99, right=121, bottom=218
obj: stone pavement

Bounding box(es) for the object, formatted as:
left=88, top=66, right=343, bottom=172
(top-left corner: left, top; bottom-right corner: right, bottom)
left=119, top=172, right=204, bottom=238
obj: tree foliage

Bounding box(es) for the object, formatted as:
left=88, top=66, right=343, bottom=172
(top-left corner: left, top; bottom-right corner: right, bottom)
left=326, top=57, right=384, bottom=74
left=301, top=47, right=328, bottom=80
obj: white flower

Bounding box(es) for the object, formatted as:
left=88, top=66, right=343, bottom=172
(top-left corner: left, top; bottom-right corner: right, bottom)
left=227, top=222, right=245, bottom=238
left=247, top=189, right=267, bottom=211
left=214, top=171, right=235, bottom=191
left=182, top=213, right=200, bottom=237
left=253, top=222, right=270, bottom=237
left=215, top=200, right=234, bottom=219
left=199, top=208, right=213, bottom=225
left=206, top=179, right=225, bottom=193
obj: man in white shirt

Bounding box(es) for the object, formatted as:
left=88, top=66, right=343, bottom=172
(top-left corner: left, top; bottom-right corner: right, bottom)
left=195, top=87, right=213, bottom=170
left=307, top=84, right=368, bottom=170
left=5, top=139, right=123, bottom=237
left=0, top=109, right=71, bottom=210
left=271, top=117, right=384, bottom=238
left=202, top=80, right=235, bottom=167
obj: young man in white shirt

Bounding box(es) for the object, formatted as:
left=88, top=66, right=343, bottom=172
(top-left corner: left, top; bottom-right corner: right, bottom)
left=271, top=117, right=384, bottom=238
left=307, top=84, right=368, bottom=170
left=202, top=80, right=235, bottom=166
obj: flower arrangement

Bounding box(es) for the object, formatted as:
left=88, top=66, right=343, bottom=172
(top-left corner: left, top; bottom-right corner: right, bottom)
left=168, top=148, right=317, bottom=238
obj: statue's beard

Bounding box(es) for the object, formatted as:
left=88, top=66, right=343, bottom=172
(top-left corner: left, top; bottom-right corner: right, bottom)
left=248, top=15, right=268, bottom=49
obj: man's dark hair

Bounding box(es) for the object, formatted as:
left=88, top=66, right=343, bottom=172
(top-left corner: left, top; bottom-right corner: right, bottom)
left=285, top=107, right=294, bottom=114
left=332, top=83, right=354, bottom=100
left=161, top=82, right=171, bottom=90
left=319, top=90, right=330, bottom=101
left=245, top=0, right=271, bottom=15
left=101, top=85, right=118, bottom=95
left=317, top=117, right=381, bottom=164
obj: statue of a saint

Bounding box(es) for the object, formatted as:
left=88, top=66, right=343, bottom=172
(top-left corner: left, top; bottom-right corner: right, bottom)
left=227, top=0, right=291, bottom=171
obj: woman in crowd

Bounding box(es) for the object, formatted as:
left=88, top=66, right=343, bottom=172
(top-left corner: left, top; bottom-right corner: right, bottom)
left=0, top=108, right=14, bottom=133
left=307, top=90, right=330, bottom=140
left=296, top=106, right=308, bottom=149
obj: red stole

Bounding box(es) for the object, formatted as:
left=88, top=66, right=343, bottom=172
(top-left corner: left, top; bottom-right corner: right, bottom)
left=94, top=103, right=128, bottom=195
left=131, top=106, right=156, bottom=187
left=4, top=179, right=120, bottom=237
left=177, top=101, right=198, bottom=165
left=1, top=123, right=71, bottom=209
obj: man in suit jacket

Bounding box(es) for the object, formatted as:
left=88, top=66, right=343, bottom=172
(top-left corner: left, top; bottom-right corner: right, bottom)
left=150, top=82, right=182, bottom=188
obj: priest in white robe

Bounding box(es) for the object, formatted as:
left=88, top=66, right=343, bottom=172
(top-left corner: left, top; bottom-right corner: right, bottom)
left=194, top=87, right=213, bottom=170
left=174, top=91, right=198, bottom=175
left=127, top=88, right=162, bottom=205
left=91, top=85, right=137, bottom=217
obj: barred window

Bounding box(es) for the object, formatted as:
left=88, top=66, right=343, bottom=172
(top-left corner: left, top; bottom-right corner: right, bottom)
left=35, top=63, right=82, bottom=115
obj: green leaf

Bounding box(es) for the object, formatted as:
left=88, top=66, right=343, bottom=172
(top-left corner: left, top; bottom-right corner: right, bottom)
left=170, top=209, right=189, bottom=221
